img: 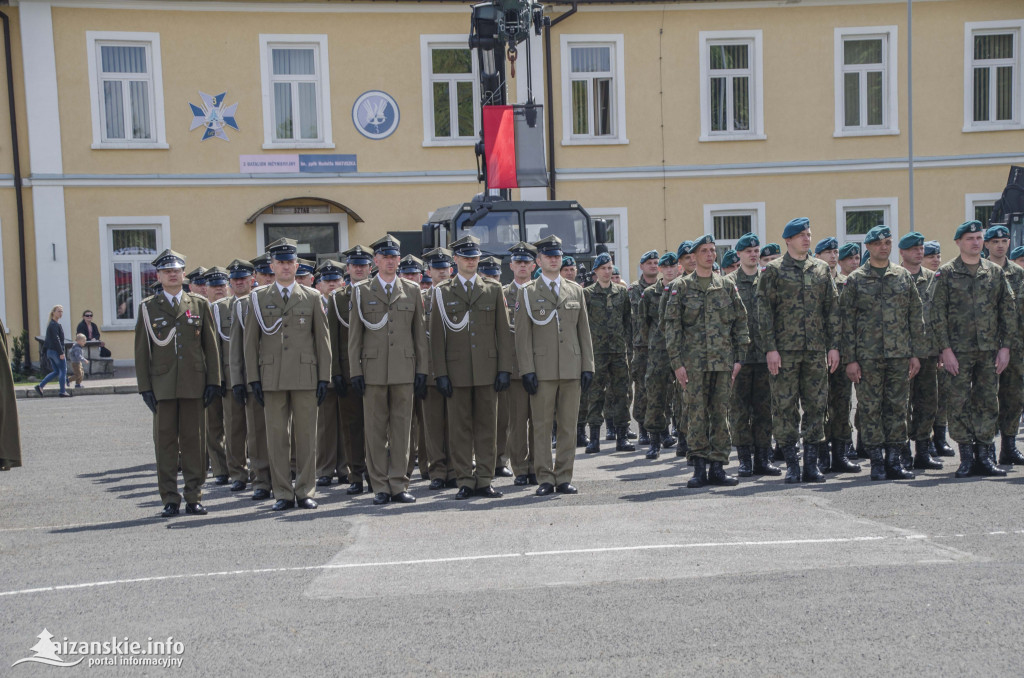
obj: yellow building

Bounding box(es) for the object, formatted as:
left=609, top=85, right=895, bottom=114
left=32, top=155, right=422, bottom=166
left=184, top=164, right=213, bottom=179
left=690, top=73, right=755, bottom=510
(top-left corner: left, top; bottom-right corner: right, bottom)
left=1, top=0, right=1022, bottom=360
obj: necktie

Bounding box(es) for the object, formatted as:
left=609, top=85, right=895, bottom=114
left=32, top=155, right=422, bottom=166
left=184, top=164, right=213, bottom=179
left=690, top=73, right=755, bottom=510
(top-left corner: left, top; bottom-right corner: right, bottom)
left=282, top=288, right=289, bottom=304
left=171, top=296, right=179, bottom=313
left=550, top=281, right=557, bottom=296
left=464, top=279, right=471, bottom=295
left=386, top=283, right=392, bottom=298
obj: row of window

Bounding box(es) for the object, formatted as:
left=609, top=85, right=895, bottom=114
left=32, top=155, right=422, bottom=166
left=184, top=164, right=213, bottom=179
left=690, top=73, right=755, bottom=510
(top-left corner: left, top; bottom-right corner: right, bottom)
left=86, top=20, right=1022, bottom=150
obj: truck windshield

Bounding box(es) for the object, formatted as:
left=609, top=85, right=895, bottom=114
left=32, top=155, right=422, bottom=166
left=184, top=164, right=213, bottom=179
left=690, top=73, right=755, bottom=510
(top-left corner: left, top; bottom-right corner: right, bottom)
left=525, top=209, right=590, bottom=255
left=455, top=211, right=520, bottom=256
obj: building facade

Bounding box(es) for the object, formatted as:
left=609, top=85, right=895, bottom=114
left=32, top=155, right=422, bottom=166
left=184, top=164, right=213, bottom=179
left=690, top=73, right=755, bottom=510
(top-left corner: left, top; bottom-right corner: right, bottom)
left=1, top=0, right=1022, bottom=360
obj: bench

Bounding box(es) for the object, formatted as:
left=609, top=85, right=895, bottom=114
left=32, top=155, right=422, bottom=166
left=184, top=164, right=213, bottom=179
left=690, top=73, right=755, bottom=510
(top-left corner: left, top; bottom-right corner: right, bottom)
left=34, top=337, right=115, bottom=378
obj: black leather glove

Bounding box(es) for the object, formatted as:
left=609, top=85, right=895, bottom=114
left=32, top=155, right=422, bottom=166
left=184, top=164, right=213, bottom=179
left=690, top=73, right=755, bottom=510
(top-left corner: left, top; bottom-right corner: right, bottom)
left=140, top=390, right=158, bottom=414
left=414, top=373, right=428, bottom=400
left=249, top=381, right=265, bottom=407
left=316, top=380, right=329, bottom=406
left=522, top=372, right=539, bottom=396
left=494, top=371, right=511, bottom=392
left=580, top=371, right=594, bottom=393
left=202, top=384, right=220, bottom=408
left=435, top=375, right=453, bottom=398
left=332, top=375, right=347, bottom=398
left=350, top=376, right=366, bottom=397
left=232, top=384, right=247, bottom=406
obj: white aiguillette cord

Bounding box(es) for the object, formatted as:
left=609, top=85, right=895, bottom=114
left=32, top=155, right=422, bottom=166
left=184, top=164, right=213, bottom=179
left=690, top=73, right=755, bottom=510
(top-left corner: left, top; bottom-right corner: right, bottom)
left=251, top=286, right=284, bottom=336
left=355, top=281, right=389, bottom=331
left=524, top=282, right=559, bottom=329
left=434, top=284, right=470, bottom=334
left=211, top=299, right=231, bottom=341
left=140, top=299, right=176, bottom=348
left=332, top=290, right=349, bottom=329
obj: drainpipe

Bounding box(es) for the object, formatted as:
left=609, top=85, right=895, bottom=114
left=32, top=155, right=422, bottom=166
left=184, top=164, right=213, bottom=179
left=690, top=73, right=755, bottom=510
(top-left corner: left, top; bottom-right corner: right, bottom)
left=544, top=2, right=577, bottom=200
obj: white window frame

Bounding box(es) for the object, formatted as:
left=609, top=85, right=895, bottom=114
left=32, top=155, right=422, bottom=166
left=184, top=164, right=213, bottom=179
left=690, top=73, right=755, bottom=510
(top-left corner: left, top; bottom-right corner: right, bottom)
left=833, top=26, right=899, bottom=137
left=703, top=202, right=767, bottom=256
left=963, top=20, right=1024, bottom=132
left=835, top=198, right=899, bottom=262
left=699, top=30, right=765, bottom=142
left=259, top=34, right=334, bottom=149
left=420, top=35, right=480, bottom=147
left=589, top=207, right=629, bottom=283
left=560, top=34, right=628, bottom=146
left=99, top=216, right=171, bottom=330
left=965, top=192, right=1002, bottom=226
left=86, top=31, right=167, bottom=150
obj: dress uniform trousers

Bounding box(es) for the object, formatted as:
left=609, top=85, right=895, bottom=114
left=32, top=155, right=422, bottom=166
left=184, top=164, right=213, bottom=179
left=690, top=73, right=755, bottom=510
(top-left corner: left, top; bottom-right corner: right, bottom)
left=224, top=391, right=249, bottom=484
left=316, top=390, right=346, bottom=481
left=448, top=385, right=498, bottom=489
left=206, top=396, right=228, bottom=478
left=856, top=358, right=911, bottom=447
left=264, top=389, right=318, bottom=502
left=364, top=384, right=415, bottom=495
left=339, top=391, right=366, bottom=484
left=496, top=390, right=510, bottom=469
left=947, top=350, right=1000, bottom=444
left=245, top=397, right=271, bottom=490
left=907, top=357, right=938, bottom=443
left=532, top=379, right=581, bottom=486
left=407, top=398, right=427, bottom=478
left=421, top=388, right=453, bottom=482
left=505, top=379, right=534, bottom=476
left=155, top=398, right=205, bottom=505
left=769, top=350, right=828, bottom=446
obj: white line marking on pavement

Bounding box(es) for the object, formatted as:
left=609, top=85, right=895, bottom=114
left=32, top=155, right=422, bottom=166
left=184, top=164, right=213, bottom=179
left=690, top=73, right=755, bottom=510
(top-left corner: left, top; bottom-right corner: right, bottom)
left=1, top=530, right=1018, bottom=599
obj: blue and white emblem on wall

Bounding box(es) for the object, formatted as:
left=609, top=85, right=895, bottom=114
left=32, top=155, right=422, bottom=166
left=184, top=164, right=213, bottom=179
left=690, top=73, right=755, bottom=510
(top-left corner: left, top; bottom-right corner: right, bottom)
left=189, top=91, right=239, bottom=141
left=352, top=90, right=399, bottom=140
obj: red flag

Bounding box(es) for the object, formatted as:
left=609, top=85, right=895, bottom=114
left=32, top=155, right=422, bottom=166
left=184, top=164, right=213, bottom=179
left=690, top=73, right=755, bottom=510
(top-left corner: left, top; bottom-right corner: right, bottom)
left=483, top=105, right=518, bottom=188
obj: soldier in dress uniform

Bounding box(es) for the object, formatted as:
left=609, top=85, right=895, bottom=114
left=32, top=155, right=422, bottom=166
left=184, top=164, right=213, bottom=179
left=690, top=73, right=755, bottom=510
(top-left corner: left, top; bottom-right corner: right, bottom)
left=219, top=259, right=254, bottom=492
left=429, top=235, right=513, bottom=499
left=398, top=255, right=428, bottom=480
left=295, top=259, right=316, bottom=288
left=628, top=250, right=660, bottom=446
left=480, top=255, right=515, bottom=477
left=243, top=238, right=332, bottom=510
left=185, top=267, right=208, bottom=298
left=420, top=248, right=457, bottom=490
left=514, top=235, right=594, bottom=496
left=348, top=235, right=429, bottom=505
left=203, top=267, right=232, bottom=485
left=134, top=250, right=221, bottom=517
left=641, top=252, right=682, bottom=459
left=503, top=242, right=539, bottom=485
left=314, top=260, right=348, bottom=487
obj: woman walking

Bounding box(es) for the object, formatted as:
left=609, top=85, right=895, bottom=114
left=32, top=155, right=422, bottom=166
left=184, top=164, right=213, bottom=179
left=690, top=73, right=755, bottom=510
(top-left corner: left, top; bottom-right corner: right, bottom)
left=36, top=305, right=71, bottom=397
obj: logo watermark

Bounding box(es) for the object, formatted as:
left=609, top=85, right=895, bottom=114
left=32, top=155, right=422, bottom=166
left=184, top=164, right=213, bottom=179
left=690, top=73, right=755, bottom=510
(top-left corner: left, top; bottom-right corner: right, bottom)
left=12, top=629, right=185, bottom=669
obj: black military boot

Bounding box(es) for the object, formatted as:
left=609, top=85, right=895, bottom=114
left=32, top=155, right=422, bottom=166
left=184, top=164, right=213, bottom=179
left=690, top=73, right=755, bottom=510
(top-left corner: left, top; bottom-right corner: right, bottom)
left=645, top=438, right=661, bottom=460
left=975, top=441, right=1007, bottom=477
left=818, top=440, right=832, bottom=474
left=933, top=425, right=955, bottom=457
left=687, top=456, right=708, bottom=488
left=605, top=418, right=616, bottom=441
left=869, top=447, right=886, bottom=480
left=753, top=447, right=782, bottom=476
left=772, top=441, right=785, bottom=462
left=998, top=434, right=1024, bottom=465
left=616, top=426, right=635, bottom=452
left=845, top=439, right=859, bottom=459
left=913, top=439, right=943, bottom=470
left=585, top=425, right=601, bottom=454
left=782, top=445, right=801, bottom=484
left=662, top=432, right=677, bottom=449
left=899, top=442, right=915, bottom=473
left=884, top=445, right=914, bottom=480
left=736, top=446, right=754, bottom=477
left=625, top=427, right=638, bottom=439
left=576, top=424, right=589, bottom=448
left=672, top=423, right=682, bottom=439
left=831, top=438, right=862, bottom=473
left=675, top=433, right=688, bottom=458
left=954, top=441, right=975, bottom=478
left=708, top=460, right=739, bottom=486
left=802, top=443, right=826, bottom=483
left=637, top=426, right=651, bottom=445
left=856, top=432, right=870, bottom=459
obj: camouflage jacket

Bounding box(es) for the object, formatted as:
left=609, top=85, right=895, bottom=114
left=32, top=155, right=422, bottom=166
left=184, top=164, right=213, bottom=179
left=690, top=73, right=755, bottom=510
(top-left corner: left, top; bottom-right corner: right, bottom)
left=627, top=277, right=655, bottom=350
left=584, top=281, right=630, bottom=354
left=725, top=268, right=763, bottom=364
left=756, top=253, right=840, bottom=353
left=839, top=263, right=927, bottom=362
left=908, top=267, right=938, bottom=357
left=638, top=277, right=668, bottom=352
left=931, top=256, right=1015, bottom=353
left=664, top=272, right=749, bottom=372
left=1000, top=260, right=1024, bottom=353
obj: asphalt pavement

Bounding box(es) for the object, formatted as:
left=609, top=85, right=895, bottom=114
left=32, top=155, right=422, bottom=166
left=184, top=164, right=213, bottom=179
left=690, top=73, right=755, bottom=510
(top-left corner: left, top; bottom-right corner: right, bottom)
left=1, top=394, right=1023, bottom=676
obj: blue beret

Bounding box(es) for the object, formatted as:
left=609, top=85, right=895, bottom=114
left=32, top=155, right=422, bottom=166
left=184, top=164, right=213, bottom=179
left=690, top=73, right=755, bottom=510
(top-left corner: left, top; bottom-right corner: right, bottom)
left=782, top=217, right=810, bottom=240
left=838, top=242, right=861, bottom=260
left=639, top=249, right=659, bottom=264
left=924, top=240, right=941, bottom=256
left=861, top=250, right=871, bottom=266
left=612, top=266, right=620, bottom=275
left=676, top=241, right=694, bottom=257
left=898, top=231, right=924, bottom=250
left=863, top=225, right=891, bottom=244
left=659, top=252, right=679, bottom=266
left=760, top=243, right=781, bottom=257
left=1011, top=245, right=1024, bottom=260
left=721, top=249, right=739, bottom=268
left=954, top=220, right=983, bottom=240
left=985, top=224, right=1010, bottom=241
left=593, top=252, right=612, bottom=269
left=691, top=234, right=715, bottom=250
left=814, top=237, right=839, bottom=254
left=561, top=255, right=576, bottom=269
left=735, top=232, right=760, bottom=252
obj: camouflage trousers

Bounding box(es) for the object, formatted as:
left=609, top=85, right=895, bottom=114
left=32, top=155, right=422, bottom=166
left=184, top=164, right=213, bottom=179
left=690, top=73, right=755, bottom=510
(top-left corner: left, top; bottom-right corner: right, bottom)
left=630, top=348, right=649, bottom=424
left=643, top=348, right=674, bottom=435
left=855, top=358, right=911, bottom=447
left=685, top=370, right=732, bottom=462
left=997, top=355, right=1024, bottom=437
left=825, top=365, right=853, bottom=442
left=907, top=357, right=938, bottom=442
left=673, top=383, right=686, bottom=432
left=946, top=350, right=999, bottom=444
left=586, top=352, right=631, bottom=427
left=730, top=363, right=772, bottom=448
left=935, top=369, right=949, bottom=426
left=768, top=350, right=828, bottom=447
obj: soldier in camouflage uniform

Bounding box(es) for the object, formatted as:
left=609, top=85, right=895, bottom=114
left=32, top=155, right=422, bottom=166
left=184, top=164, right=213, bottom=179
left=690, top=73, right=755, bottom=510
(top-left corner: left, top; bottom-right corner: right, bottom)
left=726, top=233, right=780, bottom=477
left=983, top=224, right=1024, bottom=465
left=720, top=249, right=740, bottom=276
left=841, top=226, right=927, bottom=480
left=931, top=220, right=1015, bottom=477
left=899, top=232, right=945, bottom=471
left=664, top=235, right=749, bottom=487
left=641, top=252, right=682, bottom=459
left=756, top=218, right=841, bottom=484
left=583, top=252, right=634, bottom=453
left=628, top=250, right=660, bottom=445
left=671, top=242, right=697, bottom=447
left=921, top=241, right=955, bottom=457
